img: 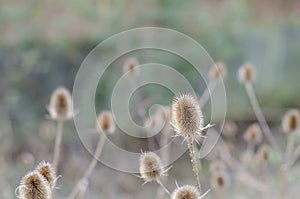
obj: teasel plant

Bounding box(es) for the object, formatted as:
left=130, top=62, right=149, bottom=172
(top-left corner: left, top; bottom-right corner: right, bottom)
left=238, top=63, right=280, bottom=152
left=171, top=94, right=213, bottom=193
left=138, top=151, right=171, bottom=196
left=241, top=123, right=263, bottom=169
left=16, top=161, right=56, bottom=199
left=67, top=110, right=116, bottom=199
left=200, top=62, right=226, bottom=108
left=280, top=109, right=300, bottom=196
left=47, top=87, right=73, bottom=173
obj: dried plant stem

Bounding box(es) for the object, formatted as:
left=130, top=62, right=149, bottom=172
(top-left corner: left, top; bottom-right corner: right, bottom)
left=187, top=138, right=201, bottom=193
left=52, top=120, right=64, bottom=173
left=199, top=80, right=217, bottom=108
left=157, top=179, right=171, bottom=196
left=280, top=134, right=295, bottom=197
left=242, top=143, right=254, bottom=170
left=286, top=144, right=300, bottom=169
left=284, top=134, right=295, bottom=163
left=244, top=83, right=279, bottom=152
left=67, top=135, right=106, bottom=199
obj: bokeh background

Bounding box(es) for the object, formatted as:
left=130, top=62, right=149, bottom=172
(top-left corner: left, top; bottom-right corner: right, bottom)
left=1, top=0, right=300, bottom=198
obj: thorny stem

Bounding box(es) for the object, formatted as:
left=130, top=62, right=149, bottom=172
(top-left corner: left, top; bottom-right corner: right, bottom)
left=187, top=137, right=201, bottom=193
left=245, top=83, right=280, bottom=152
left=52, top=120, right=64, bottom=173
left=67, top=135, right=106, bottom=199
left=199, top=80, right=217, bottom=108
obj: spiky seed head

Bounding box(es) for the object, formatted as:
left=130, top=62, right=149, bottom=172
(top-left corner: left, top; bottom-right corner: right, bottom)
left=243, top=123, right=262, bottom=145
left=171, top=94, right=204, bottom=140
left=35, top=161, right=56, bottom=190
left=18, top=171, right=52, bottom=199
left=48, top=87, right=73, bottom=121
left=209, top=62, right=227, bottom=80
left=255, top=144, right=271, bottom=164
left=211, top=171, right=230, bottom=191
left=123, top=57, right=139, bottom=76
left=209, top=159, right=226, bottom=174
left=282, top=109, right=300, bottom=134
left=96, top=111, right=116, bottom=134
left=222, top=121, right=238, bottom=139
left=139, top=152, right=163, bottom=182
left=238, top=63, right=256, bottom=83
left=171, top=185, right=200, bottom=199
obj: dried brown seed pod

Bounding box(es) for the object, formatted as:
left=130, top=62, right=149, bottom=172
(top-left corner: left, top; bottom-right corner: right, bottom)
left=123, top=57, right=139, bottom=76
left=209, top=62, right=227, bottom=80
left=35, top=161, right=56, bottom=190
left=282, top=109, right=300, bottom=134
left=18, top=171, right=52, bottom=199
left=96, top=111, right=116, bottom=134
left=238, top=63, right=256, bottom=83
left=48, top=87, right=73, bottom=121
left=171, top=185, right=200, bottom=199
left=211, top=171, right=230, bottom=191
left=243, top=123, right=262, bottom=145
left=139, top=152, right=164, bottom=182
left=171, top=94, right=204, bottom=140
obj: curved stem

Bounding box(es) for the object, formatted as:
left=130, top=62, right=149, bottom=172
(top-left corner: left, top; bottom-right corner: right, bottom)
left=67, top=135, right=106, bottom=199
left=157, top=179, right=171, bottom=196
left=52, top=120, right=64, bottom=173
left=199, top=80, right=217, bottom=108
left=245, top=83, right=280, bottom=152
left=187, top=138, right=201, bottom=193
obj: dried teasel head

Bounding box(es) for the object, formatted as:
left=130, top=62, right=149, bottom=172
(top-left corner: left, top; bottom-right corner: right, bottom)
left=123, top=57, right=139, bottom=77
left=139, top=152, right=164, bottom=182
left=238, top=63, right=256, bottom=83
left=18, top=171, right=52, bottom=199
left=209, top=159, right=226, bottom=174
left=222, top=121, right=238, bottom=139
left=243, top=123, right=262, bottom=145
left=48, top=87, right=73, bottom=121
left=96, top=111, right=116, bottom=134
left=171, top=185, right=200, bottom=199
left=211, top=171, right=230, bottom=191
left=35, top=161, right=56, bottom=190
left=208, top=62, right=227, bottom=80
left=171, top=94, right=205, bottom=141
left=282, top=109, right=300, bottom=134
left=255, top=144, right=271, bottom=164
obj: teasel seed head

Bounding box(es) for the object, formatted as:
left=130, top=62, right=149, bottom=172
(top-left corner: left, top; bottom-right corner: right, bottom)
left=171, top=94, right=204, bottom=141
left=222, top=121, right=238, bottom=139
left=35, top=161, right=56, bottom=190
left=48, top=87, right=73, bottom=121
left=139, top=152, right=164, bottom=182
left=255, top=144, right=271, bottom=164
left=243, top=123, right=262, bottom=145
left=238, top=63, right=256, bottom=83
left=96, top=111, right=116, bottom=134
left=209, top=62, right=227, bottom=80
left=123, top=57, right=139, bottom=77
left=171, top=185, right=200, bottom=199
left=211, top=171, right=230, bottom=191
left=282, top=109, right=300, bottom=134
left=209, top=159, right=226, bottom=174
left=18, top=171, right=51, bottom=199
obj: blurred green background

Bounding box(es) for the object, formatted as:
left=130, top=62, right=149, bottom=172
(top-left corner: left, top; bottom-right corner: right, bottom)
left=1, top=0, right=300, bottom=198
